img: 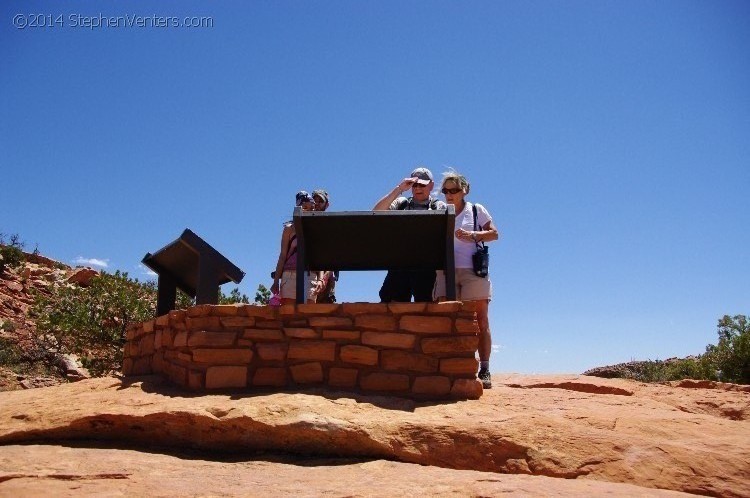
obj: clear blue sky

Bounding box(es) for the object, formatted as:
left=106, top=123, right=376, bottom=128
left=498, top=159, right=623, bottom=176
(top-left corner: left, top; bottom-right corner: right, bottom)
left=2, top=0, right=748, bottom=374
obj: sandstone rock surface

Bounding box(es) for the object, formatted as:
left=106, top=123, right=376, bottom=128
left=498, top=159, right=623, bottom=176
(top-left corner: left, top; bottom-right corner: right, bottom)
left=1, top=374, right=748, bottom=497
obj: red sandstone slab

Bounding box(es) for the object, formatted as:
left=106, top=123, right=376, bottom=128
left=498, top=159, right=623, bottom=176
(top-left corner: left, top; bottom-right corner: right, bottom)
left=287, top=341, right=336, bottom=362
left=139, top=334, right=155, bottom=356
left=206, top=366, right=247, bottom=389
left=361, top=331, right=416, bottom=349
left=186, top=316, right=222, bottom=331
left=329, top=367, right=358, bottom=387
left=187, top=305, right=213, bottom=318
left=256, top=343, right=288, bottom=361
left=399, top=316, right=452, bottom=335
left=455, top=318, right=480, bottom=334
left=243, top=328, right=284, bottom=341
left=427, top=301, right=462, bottom=313
left=340, top=345, right=378, bottom=366
left=421, top=336, right=479, bottom=354
left=297, top=303, right=341, bottom=314
left=211, top=305, right=241, bottom=317
left=255, top=320, right=283, bottom=329
left=309, top=316, right=353, bottom=328
left=192, top=349, right=253, bottom=365
left=168, top=309, right=186, bottom=325
left=322, top=330, right=361, bottom=341
left=279, top=304, right=296, bottom=316
left=187, top=331, right=236, bottom=347
left=290, top=362, right=324, bottom=384
left=143, top=320, right=155, bottom=333
left=387, top=303, right=426, bottom=314
left=354, top=314, right=397, bottom=331
left=253, top=367, right=287, bottom=386
left=173, top=331, right=188, bottom=348
left=242, top=305, right=277, bottom=319
left=451, top=378, right=483, bottom=399
left=220, top=317, right=256, bottom=329
left=188, top=370, right=203, bottom=390
left=155, top=314, right=170, bottom=327
left=413, top=376, right=451, bottom=395
left=154, top=331, right=163, bottom=349
left=440, top=357, right=479, bottom=375
left=381, top=350, right=438, bottom=373
left=284, top=327, right=319, bottom=339
left=360, top=372, right=410, bottom=392
left=342, top=303, right=388, bottom=315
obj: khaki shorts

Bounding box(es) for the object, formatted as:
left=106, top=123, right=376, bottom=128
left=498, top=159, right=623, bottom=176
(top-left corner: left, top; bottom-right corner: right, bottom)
left=434, top=268, right=492, bottom=302
left=280, top=271, right=321, bottom=301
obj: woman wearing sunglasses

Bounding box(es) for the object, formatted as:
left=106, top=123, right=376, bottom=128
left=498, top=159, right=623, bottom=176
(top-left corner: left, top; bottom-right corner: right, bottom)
left=271, top=191, right=324, bottom=304
left=435, top=171, right=500, bottom=389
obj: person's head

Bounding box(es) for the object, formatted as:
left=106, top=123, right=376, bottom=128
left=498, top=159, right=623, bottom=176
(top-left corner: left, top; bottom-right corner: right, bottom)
left=440, top=170, right=470, bottom=208
left=312, top=189, right=329, bottom=211
left=295, top=190, right=314, bottom=211
left=409, top=166, right=434, bottom=202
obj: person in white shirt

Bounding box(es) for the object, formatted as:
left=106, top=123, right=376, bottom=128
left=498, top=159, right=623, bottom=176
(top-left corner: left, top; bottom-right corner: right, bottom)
left=434, top=170, right=500, bottom=389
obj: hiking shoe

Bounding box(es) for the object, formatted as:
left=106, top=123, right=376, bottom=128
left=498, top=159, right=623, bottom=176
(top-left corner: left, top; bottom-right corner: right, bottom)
left=478, top=369, right=492, bottom=389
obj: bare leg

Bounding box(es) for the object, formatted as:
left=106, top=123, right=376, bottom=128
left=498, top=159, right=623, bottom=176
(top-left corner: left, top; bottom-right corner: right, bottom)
left=471, top=299, right=491, bottom=362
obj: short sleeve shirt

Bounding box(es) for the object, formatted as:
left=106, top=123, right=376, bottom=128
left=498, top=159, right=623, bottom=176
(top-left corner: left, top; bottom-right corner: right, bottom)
left=388, top=196, right=447, bottom=211
left=454, top=202, right=492, bottom=268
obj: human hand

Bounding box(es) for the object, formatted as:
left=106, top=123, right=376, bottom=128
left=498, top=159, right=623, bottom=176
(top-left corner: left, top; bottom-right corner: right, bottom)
left=456, top=228, right=475, bottom=243
left=398, top=177, right=418, bottom=193
left=271, top=281, right=280, bottom=294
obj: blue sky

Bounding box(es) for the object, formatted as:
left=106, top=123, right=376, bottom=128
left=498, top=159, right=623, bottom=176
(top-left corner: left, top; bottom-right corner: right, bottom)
left=2, top=0, right=748, bottom=374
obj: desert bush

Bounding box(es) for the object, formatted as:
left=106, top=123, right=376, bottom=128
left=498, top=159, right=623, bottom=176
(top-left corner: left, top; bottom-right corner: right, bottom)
left=254, top=284, right=271, bottom=305
left=219, top=287, right=250, bottom=305
left=0, top=233, right=26, bottom=274
left=31, top=270, right=156, bottom=376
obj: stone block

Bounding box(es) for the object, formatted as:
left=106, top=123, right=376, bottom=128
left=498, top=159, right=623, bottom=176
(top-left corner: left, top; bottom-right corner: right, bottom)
left=421, top=336, right=479, bottom=354
left=206, top=366, right=247, bottom=389
left=355, top=314, right=397, bottom=331
left=257, top=343, right=288, bottom=361
left=381, top=350, right=438, bottom=373
left=256, top=320, right=283, bottom=329
left=143, top=320, right=155, bottom=333
left=427, top=301, right=462, bottom=313
left=412, top=376, right=451, bottom=395
left=152, top=352, right=164, bottom=374
left=290, top=362, right=324, bottom=384
left=220, top=316, right=256, bottom=329
left=212, top=305, right=241, bottom=316
left=242, top=305, right=277, bottom=319
left=286, top=319, right=308, bottom=327
left=139, top=333, right=155, bottom=356
left=460, top=301, right=481, bottom=313
left=361, top=331, right=416, bottom=350
left=284, top=327, right=319, bottom=339
left=455, top=318, right=480, bottom=335
left=154, top=330, right=162, bottom=349
left=387, top=302, right=427, bottom=314
left=188, top=370, right=204, bottom=390
left=253, top=367, right=287, bottom=386
left=169, top=309, right=187, bottom=326
left=177, top=352, right=192, bottom=363
left=128, top=341, right=140, bottom=357
left=122, top=357, right=133, bottom=374
left=451, top=378, right=483, bottom=399
left=440, top=357, right=479, bottom=375
left=399, top=316, right=452, bottom=335
left=329, top=367, right=358, bottom=388
left=173, top=331, right=188, bottom=348
left=279, top=304, right=296, bottom=316
left=155, top=314, right=170, bottom=327
left=287, top=341, right=336, bottom=362
left=160, top=329, right=173, bottom=348
left=167, top=362, right=187, bottom=386
left=342, top=303, right=388, bottom=315
left=340, top=345, right=378, bottom=366
left=192, top=348, right=253, bottom=365
left=360, top=372, right=410, bottom=392
left=125, top=326, right=139, bottom=341
left=188, top=331, right=236, bottom=347
left=243, top=328, right=284, bottom=341
left=322, top=330, right=361, bottom=341
left=187, top=304, right=213, bottom=317
left=297, top=303, right=341, bottom=314
left=237, top=339, right=254, bottom=347
left=309, top=316, right=353, bottom=328
left=186, top=316, right=222, bottom=331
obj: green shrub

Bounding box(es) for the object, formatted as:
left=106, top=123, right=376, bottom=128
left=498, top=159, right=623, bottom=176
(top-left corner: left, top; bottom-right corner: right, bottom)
left=31, top=270, right=156, bottom=376
left=704, top=315, right=750, bottom=383
left=219, top=287, right=250, bottom=305
left=254, top=284, right=271, bottom=305
left=0, top=233, right=26, bottom=274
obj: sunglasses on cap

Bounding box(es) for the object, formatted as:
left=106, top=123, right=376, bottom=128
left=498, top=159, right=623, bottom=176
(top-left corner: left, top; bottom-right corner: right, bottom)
left=441, top=187, right=462, bottom=195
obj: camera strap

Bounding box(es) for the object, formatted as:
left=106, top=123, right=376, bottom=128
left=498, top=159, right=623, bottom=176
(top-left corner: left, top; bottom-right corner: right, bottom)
left=472, top=203, right=486, bottom=250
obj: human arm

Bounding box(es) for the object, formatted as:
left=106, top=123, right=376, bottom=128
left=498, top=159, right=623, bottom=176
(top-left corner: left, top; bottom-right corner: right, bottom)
left=455, top=204, right=500, bottom=243
left=372, top=178, right=418, bottom=210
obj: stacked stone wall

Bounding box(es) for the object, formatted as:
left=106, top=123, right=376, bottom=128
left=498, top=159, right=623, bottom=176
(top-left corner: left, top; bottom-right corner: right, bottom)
left=123, top=302, right=483, bottom=399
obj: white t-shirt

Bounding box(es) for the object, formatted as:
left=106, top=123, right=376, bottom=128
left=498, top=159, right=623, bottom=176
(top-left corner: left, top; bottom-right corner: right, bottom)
left=454, top=202, right=492, bottom=268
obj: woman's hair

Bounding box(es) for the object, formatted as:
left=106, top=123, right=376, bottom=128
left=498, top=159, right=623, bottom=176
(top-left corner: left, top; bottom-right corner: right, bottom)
left=440, top=169, right=470, bottom=195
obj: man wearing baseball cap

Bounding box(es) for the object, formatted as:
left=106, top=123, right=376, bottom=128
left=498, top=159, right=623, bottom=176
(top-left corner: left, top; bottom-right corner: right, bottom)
left=373, top=166, right=446, bottom=302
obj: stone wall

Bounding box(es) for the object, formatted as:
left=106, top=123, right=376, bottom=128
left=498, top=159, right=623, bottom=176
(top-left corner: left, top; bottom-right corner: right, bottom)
left=122, top=302, right=483, bottom=400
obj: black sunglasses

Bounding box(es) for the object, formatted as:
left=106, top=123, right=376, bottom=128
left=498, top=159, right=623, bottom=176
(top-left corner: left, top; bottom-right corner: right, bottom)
left=441, top=187, right=462, bottom=195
